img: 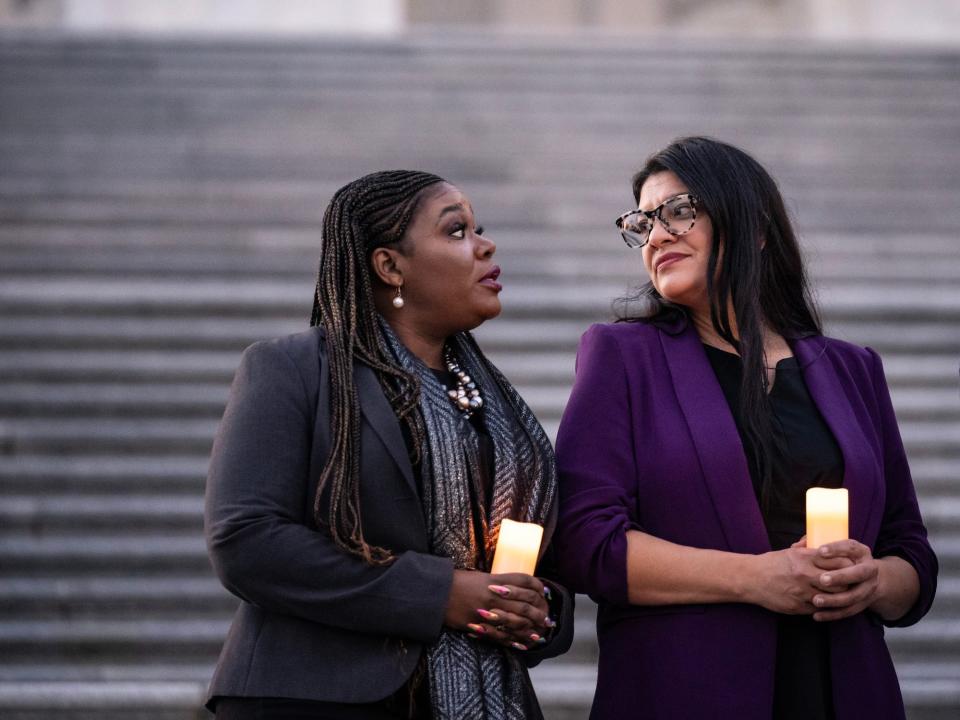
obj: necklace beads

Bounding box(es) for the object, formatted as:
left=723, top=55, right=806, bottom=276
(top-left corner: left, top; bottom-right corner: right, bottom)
left=443, top=346, right=483, bottom=418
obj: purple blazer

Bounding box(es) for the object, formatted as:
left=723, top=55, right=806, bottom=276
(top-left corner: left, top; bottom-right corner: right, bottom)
left=554, top=320, right=937, bottom=720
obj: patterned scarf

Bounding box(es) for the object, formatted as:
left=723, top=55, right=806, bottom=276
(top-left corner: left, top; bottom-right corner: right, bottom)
left=380, top=321, right=556, bottom=720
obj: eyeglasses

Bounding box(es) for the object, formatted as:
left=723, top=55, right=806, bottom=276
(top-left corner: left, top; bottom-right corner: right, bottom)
left=615, top=193, right=700, bottom=249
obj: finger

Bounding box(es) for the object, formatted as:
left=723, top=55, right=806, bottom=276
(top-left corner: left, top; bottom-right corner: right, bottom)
left=489, top=610, right=548, bottom=646
left=477, top=608, right=527, bottom=632
left=818, top=563, right=876, bottom=589
left=489, top=599, right=548, bottom=630
left=810, top=556, right=855, bottom=572
left=467, top=618, right=534, bottom=650
left=812, top=589, right=857, bottom=609
left=813, top=603, right=869, bottom=622
left=812, top=581, right=851, bottom=594
left=817, top=539, right=868, bottom=560
left=491, top=573, right=545, bottom=594
left=464, top=620, right=516, bottom=643
left=488, top=584, right=549, bottom=615
left=791, top=536, right=807, bottom=549
left=812, top=582, right=875, bottom=610
left=489, top=577, right=548, bottom=606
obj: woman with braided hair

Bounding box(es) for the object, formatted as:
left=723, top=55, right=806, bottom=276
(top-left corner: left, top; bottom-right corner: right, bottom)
left=204, top=170, right=573, bottom=719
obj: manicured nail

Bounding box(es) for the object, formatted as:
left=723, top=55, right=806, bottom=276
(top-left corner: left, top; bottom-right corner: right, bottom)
left=542, top=585, right=552, bottom=601
left=476, top=609, right=499, bottom=621
left=510, top=642, right=528, bottom=651
left=814, top=596, right=825, bottom=607
left=529, top=633, right=541, bottom=642
left=821, top=575, right=832, bottom=586
left=488, top=585, right=510, bottom=597
left=544, top=616, right=557, bottom=628
left=467, top=623, right=486, bottom=634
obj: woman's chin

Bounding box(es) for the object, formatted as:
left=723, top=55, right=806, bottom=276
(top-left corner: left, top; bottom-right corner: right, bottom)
left=460, top=302, right=502, bottom=331
left=654, top=280, right=704, bottom=309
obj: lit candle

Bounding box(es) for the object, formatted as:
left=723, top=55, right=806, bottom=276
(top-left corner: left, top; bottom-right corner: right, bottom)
left=806, top=488, right=849, bottom=549
left=491, top=519, right=543, bottom=575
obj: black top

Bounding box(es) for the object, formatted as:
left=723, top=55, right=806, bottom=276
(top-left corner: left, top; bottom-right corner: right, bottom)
left=703, top=344, right=844, bottom=720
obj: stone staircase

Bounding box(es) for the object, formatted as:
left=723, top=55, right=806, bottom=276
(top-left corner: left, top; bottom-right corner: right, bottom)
left=0, top=31, right=958, bottom=719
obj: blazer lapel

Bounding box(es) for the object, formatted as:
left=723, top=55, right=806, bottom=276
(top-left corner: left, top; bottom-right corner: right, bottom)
left=792, top=336, right=878, bottom=543
left=659, top=326, right=770, bottom=554
left=354, top=362, right=420, bottom=499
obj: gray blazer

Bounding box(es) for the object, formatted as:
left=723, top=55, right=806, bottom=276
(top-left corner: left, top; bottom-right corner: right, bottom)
left=204, top=327, right=573, bottom=707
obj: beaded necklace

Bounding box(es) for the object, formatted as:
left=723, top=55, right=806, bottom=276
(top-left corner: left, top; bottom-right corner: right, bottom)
left=443, top=346, right=483, bottom=418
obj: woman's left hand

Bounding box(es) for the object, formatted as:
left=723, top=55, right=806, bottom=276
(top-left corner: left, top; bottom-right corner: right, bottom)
left=469, top=573, right=553, bottom=651
left=807, top=539, right=881, bottom=621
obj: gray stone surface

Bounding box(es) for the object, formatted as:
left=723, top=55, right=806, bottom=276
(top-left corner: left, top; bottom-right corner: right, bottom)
left=0, top=30, right=958, bottom=720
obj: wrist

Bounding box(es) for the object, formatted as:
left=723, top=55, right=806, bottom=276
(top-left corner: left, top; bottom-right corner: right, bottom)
left=443, top=569, right=470, bottom=627
left=869, top=559, right=887, bottom=611
left=868, top=557, right=901, bottom=620
left=729, top=552, right=761, bottom=605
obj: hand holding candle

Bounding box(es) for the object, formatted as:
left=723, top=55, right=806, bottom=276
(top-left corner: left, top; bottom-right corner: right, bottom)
left=806, top=488, right=849, bottom=549
left=491, top=519, right=543, bottom=575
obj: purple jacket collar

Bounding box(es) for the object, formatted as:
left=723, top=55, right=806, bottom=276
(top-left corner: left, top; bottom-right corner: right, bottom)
left=658, top=324, right=878, bottom=549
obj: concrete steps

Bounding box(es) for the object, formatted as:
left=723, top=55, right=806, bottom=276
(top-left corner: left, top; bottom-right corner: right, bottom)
left=1, top=30, right=958, bottom=720
left=0, top=577, right=236, bottom=619
left=3, top=453, right=957, bottom=498
left=2, top=315, right=958, bottom=354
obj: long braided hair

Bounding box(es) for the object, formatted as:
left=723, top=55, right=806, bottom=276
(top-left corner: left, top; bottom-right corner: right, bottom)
left=310, top=170, right=445, bottom=565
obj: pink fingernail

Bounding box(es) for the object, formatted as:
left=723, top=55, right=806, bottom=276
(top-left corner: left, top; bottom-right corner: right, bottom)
left=476, top=609, right=499, bottom=621
left=488, top=585, right=510, bottom=597
left=466, top=623, right=486, bottom=634
left=529, top=633, right=541, bottom=642
left=822, top=575, right=832, bottom=585
left=510, top=642, right=528, bottom=651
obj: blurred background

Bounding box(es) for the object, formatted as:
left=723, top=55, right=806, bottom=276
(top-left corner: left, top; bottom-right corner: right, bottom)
left=1, top=1, right=958, bottom=718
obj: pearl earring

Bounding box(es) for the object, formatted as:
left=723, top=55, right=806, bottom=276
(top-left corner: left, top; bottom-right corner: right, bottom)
left=392, top=285, right=404, bottom=309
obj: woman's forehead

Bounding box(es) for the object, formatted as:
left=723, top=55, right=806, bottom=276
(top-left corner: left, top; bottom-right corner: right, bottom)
left=638, top=171, right=688, bottom=210
left=420, top=183, right=471, bottom=219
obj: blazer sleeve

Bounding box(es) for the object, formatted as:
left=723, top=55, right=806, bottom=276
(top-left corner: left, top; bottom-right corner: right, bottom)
left=553, top=324, right=640, bottom=606
left=522, top=502, right=575, bottom=666
left=204, top=340, right=455, bottom=643
left=522, top=576, right=574, bottom=668
left=866, top=347, right=938, bottom=627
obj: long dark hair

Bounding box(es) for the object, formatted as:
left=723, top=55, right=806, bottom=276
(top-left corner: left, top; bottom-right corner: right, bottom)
left=310, top=169, right=444, bottom=564
left=619, top=136, right=821, bottom=512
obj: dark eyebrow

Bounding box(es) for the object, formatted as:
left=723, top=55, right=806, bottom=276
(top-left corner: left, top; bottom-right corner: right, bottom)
left=438, top=203, right=465, bottom=220
left=640, top=192, right=688, bottom=213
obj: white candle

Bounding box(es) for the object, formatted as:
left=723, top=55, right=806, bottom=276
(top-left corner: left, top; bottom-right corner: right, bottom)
left=806, top=488, right=849, bottom=549
left=491, top=519, right=543, bottom=575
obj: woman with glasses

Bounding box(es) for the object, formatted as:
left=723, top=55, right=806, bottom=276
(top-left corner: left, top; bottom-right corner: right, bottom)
left=204, top=170, right=572, bottom=720
left=554, top=137, right=937, bottom=719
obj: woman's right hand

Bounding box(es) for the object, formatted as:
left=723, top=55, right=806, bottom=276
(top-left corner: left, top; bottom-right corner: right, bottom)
left=747, top=545, right=854, bottom=615
left=444, top=569, right=552, bottom=650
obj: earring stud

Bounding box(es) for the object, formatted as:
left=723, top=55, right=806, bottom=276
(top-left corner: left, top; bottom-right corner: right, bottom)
left=392, top=285, right=404, bottom=309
